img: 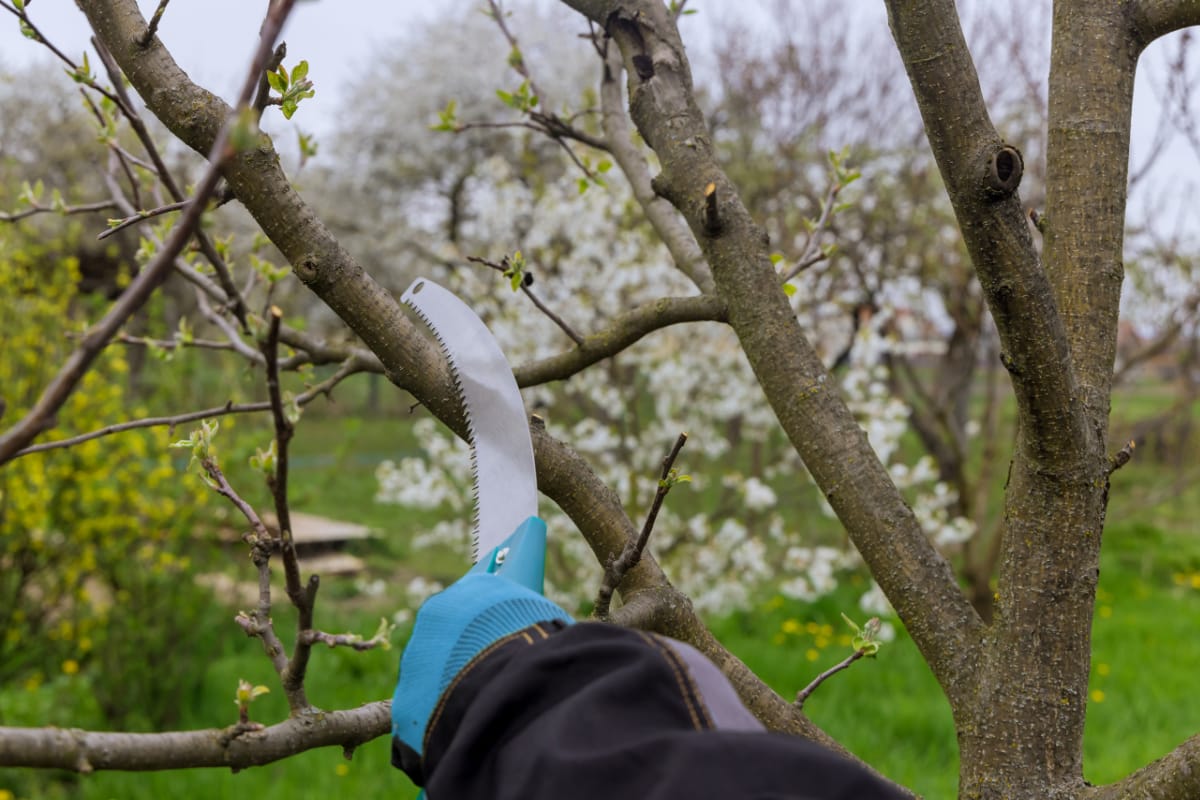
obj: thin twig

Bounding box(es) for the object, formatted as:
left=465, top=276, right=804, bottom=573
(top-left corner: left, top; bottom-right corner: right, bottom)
left=486, top=0, right=548, bottom=109
left=11, top=356, right=366, bottom=459
left=0, top=2, right=126, bottom=109
left=97, top=198, right=189, bottom=240
left=1106, top=439, right=1136, bottom=477
left=92, top=35, right=250, bottom=331
left=199, top=455, right=271, bottom=543
left=594, top=433, right=688, bottom=620
left=115, top=332, right=241, bottom=354
left=781, top=179, right=841, bottom=283
left=139, top=0, right=172, bottom=47
left=298, top=625, right=391, bottom=652
left=261, top=307, right=303, bottom=605
left=195, top=292, right=265, bottom=364
left=453, top=119, right=608, bottom=151
left=195, top=454, right=288, bottom=680
left=0, top=199, right=117, bottom=223
left=0, top=126, right=234, bottom=463
left=262, top=303, right=317, bottom=706
left=795, top=649, right=866, bottom=709
left=252, top=42, right=288, bottom=117
left=468, top=255, right=584, bottom=344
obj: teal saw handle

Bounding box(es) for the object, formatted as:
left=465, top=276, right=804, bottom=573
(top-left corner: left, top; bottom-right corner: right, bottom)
left=467, top=516, right=547, bottom=593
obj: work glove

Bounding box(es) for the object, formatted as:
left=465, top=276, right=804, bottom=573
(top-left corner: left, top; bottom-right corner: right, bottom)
left=391, top=516, right=572, bottom=780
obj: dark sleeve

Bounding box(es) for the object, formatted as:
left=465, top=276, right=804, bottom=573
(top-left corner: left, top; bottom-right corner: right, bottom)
left=401, top=620, right=908, bottom=800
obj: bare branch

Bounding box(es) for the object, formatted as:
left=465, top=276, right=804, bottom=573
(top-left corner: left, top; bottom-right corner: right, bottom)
left=189, top=450, right=291, bottom=687
left=10, top=354, right=369, bottom=459
left=0, top=124, right=235, bottom=463
left=794, top=650, right=865, bottom=709
left=0, top=199, right=116, bottom=223
left=139, top=0, right=172, bottom=47
left=196, top=292, right=266, bottom=365
left=1132, top=0, right=1200, bottom=50
left=600, top=46, right=713, bottom=292
left=298, top=620, right=393, bottom=652
left=594, top=432, right=687, bottom=620
left=258, top=306, right=321, bottom=701
left=467, top=255, right=585, bottom=344
left=97, top=198, right=189, bottom=240
left=1106, top=439, right=1136, bottom=477
left=0, top=703, right=389, bottom=772
left=0, top=1, right=126, bottom=108
left=91, top=34, right=250, bottom=330
left=1083, top=730, right=1200, bottom=800
left=514, top=294, right=726, bottom=386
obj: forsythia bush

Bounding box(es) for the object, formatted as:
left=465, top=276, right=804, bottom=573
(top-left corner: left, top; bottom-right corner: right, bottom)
left=0, top=243, right=212, bottom=728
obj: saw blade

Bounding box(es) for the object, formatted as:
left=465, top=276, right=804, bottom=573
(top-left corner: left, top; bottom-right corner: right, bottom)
left=401, top=278, right=538, bottom=562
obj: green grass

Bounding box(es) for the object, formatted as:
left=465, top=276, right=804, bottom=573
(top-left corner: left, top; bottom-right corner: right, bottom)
left=10, top=516, right=1197, bottom=800
left=7, top=377, right=1200, bottom=799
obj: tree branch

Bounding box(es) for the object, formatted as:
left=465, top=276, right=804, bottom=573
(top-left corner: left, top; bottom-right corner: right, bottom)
left=514, top=294, right=726, bottom=386
left=0, top=99, right=235, bottom=463
left=91, top=34, right=250, bottom=330
left=885, top=0, right=1088, bottom=467
left=97, top=198, right=189, bottom=240
left=594, top=432, right=687, bottom=619
left=794, top=650, right=865, bottom=710
left=467, top=254, right=585, bottom=344
left=600, top=46, right=714, bottom=293
left=563, top=0, right=984, bottom=714
left=1083, top=731, right=1200, bottom=800
left=0, top=703, right=389, bottom=772
left=79, top=0, right=451, bottom=428
left=9, top=354, right=369, bottom=459
left=1131, top=0, right=1200, bottom=50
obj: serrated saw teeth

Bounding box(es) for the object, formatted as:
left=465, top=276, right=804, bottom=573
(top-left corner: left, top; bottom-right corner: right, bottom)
left=400, top=278, right=539, bottom=562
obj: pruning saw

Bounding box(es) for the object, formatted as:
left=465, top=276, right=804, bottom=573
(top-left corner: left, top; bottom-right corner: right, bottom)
left=400, top=277, right=546, bottom=590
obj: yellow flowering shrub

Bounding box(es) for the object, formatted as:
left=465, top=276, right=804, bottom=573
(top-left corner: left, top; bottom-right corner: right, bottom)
left=0, top=243, right=214, bottom=728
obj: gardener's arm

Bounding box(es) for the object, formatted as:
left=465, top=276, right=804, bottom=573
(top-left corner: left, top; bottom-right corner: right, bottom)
left=392, top=575, right=905, bottom=799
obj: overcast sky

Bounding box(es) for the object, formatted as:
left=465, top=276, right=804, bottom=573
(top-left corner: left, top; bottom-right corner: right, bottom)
left=2, top=1, right=1196, bottom=239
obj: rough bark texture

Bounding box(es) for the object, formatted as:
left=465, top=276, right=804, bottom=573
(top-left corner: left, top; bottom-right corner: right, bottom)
left=0, top=703, right=389, bottom=771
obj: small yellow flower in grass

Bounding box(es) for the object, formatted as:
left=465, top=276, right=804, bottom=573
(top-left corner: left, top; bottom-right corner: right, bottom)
left=1098, top=605, right=1112, bottom=619
left=62, top=659, right=80, bottom=676
left=1090, top=690, right=1105, bottom=703
left=805, top=648, right=820, bottom=662
left=1096, top=663, right=1110, bottom=676
left=335, top=763, right=350, bottom=777
left=1191, top=574, right=1200, bottom=591
left=1, top=787, right=16, bottom=800
left=781, top=619, right=802, bottom=635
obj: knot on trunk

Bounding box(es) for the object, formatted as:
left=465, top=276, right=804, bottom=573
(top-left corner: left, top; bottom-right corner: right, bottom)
left=984, top=144, right=1024, bottom=197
